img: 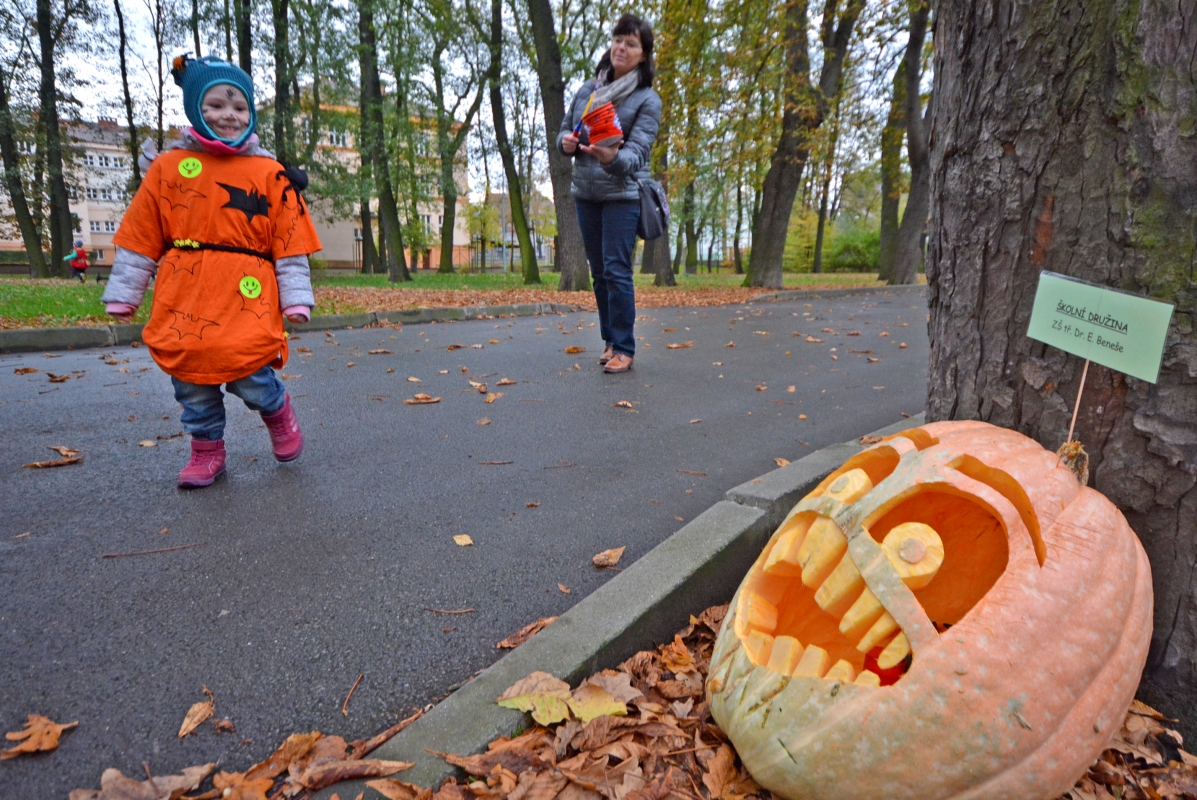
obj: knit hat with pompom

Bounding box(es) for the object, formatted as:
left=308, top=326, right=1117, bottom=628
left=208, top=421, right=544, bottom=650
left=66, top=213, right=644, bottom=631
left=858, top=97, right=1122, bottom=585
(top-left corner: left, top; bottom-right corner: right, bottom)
left=171, top=54, right=257, bottom=146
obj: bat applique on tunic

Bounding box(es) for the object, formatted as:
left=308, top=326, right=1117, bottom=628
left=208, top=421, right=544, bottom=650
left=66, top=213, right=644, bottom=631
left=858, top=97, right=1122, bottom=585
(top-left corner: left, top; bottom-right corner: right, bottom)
left=218, top=183, right=271, bottom=223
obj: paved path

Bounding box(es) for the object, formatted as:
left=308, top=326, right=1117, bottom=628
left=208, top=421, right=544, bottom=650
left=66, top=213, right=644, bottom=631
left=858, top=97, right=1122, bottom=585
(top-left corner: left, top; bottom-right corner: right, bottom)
left=0, top=290, right=928, bottom=796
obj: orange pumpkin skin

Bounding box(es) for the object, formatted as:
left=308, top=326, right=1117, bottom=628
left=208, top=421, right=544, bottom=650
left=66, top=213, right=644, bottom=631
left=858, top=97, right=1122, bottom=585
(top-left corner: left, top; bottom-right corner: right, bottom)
left=707, top=421, right=1153, bottom=800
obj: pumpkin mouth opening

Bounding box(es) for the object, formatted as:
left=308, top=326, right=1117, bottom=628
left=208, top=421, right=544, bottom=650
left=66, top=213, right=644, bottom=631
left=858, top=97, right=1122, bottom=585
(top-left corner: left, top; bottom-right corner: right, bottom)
left=734, top=483, right=1009, bottom=688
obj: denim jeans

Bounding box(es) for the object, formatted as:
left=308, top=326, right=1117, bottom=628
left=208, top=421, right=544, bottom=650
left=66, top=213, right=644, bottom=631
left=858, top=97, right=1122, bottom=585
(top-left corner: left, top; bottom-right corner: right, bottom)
left=172, top=364, right=286, bottom=441
left=575, top=198, right=640, bottom=357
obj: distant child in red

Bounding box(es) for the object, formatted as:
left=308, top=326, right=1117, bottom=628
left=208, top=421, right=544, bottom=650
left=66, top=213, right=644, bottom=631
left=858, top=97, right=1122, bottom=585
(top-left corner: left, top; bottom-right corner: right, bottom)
left=101, top=55, right=321, bottom=489
left=66, top=240, right=88, bottom=282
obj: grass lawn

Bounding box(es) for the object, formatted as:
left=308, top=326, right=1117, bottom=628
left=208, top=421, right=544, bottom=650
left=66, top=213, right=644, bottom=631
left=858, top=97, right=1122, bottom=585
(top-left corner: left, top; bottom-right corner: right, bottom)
left=0, top=269, right=897, bottom=329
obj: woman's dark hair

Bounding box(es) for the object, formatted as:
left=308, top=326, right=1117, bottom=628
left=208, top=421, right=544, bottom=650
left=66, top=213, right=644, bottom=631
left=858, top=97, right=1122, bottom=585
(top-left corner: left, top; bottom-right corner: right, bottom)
left=595, top=13, right=655, bottom=88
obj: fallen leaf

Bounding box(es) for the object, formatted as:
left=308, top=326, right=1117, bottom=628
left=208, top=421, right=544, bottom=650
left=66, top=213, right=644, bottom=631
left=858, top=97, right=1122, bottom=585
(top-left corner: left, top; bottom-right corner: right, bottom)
left=578, top=672, right=644, bottom=704
left=24, top=456, right=83, bottom=468
left=139, top=440, right=156, bottom=447
left=178, top=687, right=215, bottom=738
left=446, top=344, right=465, bottom=351
left=774, top=458, right=790, bottom=467
left=612, top=401, right=636, bottom=411
left=674, top=516, right=685, bottom=522
left=690, top=419, right=702, bottom=424
left=565, top=346, right=586, bottom=354
left=880, top=332, right=890, bottom=337
left=805, top=336, right=823, bottom=343
left=485, top=392, right=503, bottom=404
left=799, top=414, right=807, bottom=420
left=787, top=386, right=796, bottom=393
left=2, top=714, right=78, bottom=759
left=213, top=771, right=274, bottom=800
left=592, top=546, right=626, bottom=568
left=471, top=344, right=484, bottom=349
left=404, top=394, right=441, bottom=405
left=702, top=745, right=739, bottom=800
left=439, top=370, right=449, bottom=374
left=496, top=671, right=572, bottom=726
left=369, top=349, right=393, bottom=355
left=280, top=373, right=302, bottom=380
left=677, top=470, right=706, bottom=476
left=666, top=341, right=693, bottom=349
left=754, top=331, right=769, bottom=336
left=407, top=376, right=422, bottom=383
left=215, top=719, right=235, bottom=734
left=566, top=684, right=626, bottom=724
left=366, top=778, right=433, bottom=800
left=496, top=378, right=517, bottom=386
left=663, top=327, right=676, bottom=332
left=867, top=357, right=881, bottom=363
left=848, top=349, right=874, bottom=354
left=756, top=385, right=766, bottom=391
left=477, top=418, right=492, bottom=426
left=489, top=339, right=500, bottom=344
left=346, top=362, right=357, bottom=367
left=558, top=583, right=571, bottom=594
left=526, top=502, right=540, bottom=507
left=497, top=616, right=557, bottom=649
left=860, top=435, right=884, bottom=445
left=47, top=373, right=70, bottom=383
left=70, top=762, right=216, bottom=799
left=387, top=368, right=395, bottom=374
left=14, top=367, right=38, bottom=375
left=847, top=331, right=861, bottom=336
left=13, top=532, right=31, bottom=539
left=48, top=446, right=79, bottom=457
left=899, top=342, right=908, bottom=349
left=725, top=342, right=735, bottom=347
left=453, top=535, right=474, bottom=546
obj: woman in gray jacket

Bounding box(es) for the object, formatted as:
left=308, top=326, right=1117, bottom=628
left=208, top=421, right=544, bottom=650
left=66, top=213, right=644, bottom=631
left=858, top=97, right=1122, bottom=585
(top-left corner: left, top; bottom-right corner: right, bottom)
left=558, top=13, right=661, bottom=373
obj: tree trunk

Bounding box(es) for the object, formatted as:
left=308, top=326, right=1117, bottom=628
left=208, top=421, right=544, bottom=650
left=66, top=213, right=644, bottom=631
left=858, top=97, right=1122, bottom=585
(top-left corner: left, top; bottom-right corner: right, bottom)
left=271, top=0, right=292, bottom=164
left=812, top=100, right=840, bottom=275
left=191, top=0, right=202, bottom=56
left=486, top=0, right=538, bottom=283
left=683, top=183, right=698, bottom=275
left=36, top=0, right=72, bottom=273
left=0, top=66, right=48, bottom=277
left=928, top=0, right=1197, bottom=740
left=114, top=0, right=141, bottom=190
left=672, top=225, right=683, bottom=274
left=360, top=195, right=377, bottom=274
left=890, top=0, right=930, bottom=286
left=733, top=175, right=744, bottom=274
left=358, top=0, right=410, bottom=282
left=224, top=0, right=233, bottom=59
left=877, top=61, right=905, bottom=283
left=236, top=0, right=253, bottom=74
left=526, top=0, right=589, bottom=291
left=747, top=0, right=863, bottom=288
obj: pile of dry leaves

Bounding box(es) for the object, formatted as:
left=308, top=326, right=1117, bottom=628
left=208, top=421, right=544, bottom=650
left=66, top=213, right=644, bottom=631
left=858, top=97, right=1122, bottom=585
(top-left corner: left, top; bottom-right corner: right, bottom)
left=15, top=603, right=1197, bottom=799
left=375, top=605, right=1197, bottom=800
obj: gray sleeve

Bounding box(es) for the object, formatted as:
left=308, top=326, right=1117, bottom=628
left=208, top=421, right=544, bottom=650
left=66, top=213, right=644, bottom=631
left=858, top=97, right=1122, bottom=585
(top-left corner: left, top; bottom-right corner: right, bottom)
left=556, top=85, right=587, bottom=155
left=276, top=254, right=315, bottom=308
left=602, top=92, right=661, bottom=179
left=100, top=246, right=158, bottom=306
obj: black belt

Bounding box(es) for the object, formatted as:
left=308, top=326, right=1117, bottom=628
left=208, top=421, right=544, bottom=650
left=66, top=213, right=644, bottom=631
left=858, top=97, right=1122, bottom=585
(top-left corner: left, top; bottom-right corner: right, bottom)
left=170, top=239, right=272, bottom=261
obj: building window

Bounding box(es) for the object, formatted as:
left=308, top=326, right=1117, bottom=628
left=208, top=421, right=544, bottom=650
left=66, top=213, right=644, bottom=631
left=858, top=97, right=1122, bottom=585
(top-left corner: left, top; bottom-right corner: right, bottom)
left=92, top=250, right=105, bottom=262
left=327, top=129, right=348, bottom=147
left=89, top=220, right=102, bottom=233
left=104, top=220, right=117, bottom=233
left=84, top=153, right=97, bottom=167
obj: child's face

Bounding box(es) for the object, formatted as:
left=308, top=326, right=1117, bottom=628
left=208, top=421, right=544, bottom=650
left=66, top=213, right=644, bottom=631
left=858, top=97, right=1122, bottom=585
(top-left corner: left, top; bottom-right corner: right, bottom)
left=201, top=84, right=250, bottom=139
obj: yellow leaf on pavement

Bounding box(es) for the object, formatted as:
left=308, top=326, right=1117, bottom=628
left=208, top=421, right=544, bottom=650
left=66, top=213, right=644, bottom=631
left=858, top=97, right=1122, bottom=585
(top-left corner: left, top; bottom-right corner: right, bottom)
left=2, top=714, right=77, bottom=759
left=404, top=394, right=441, bottom=405
left=592, top=546, right=626, bottom=568
left=496, top=616, right=557, bottom=649
left=666, top=341, right=693, bottom=350
left=496, top=671, right=572, bottom=726
left=213, top=770, right=274, bottom=800
left=564, top=346, right=586, bottom=354
left=406, top=376, right=421, bottom=382
left=565, top=683, right=626, bottom=724
left=774, top=458, right=790, bottom=467
left=453, top=535, right=473, bottom=546
left=485, top=392, right=503, bottom=404
left=178, top=687, right=215, bottom=737
left=496, top=378, right=517, bottom=386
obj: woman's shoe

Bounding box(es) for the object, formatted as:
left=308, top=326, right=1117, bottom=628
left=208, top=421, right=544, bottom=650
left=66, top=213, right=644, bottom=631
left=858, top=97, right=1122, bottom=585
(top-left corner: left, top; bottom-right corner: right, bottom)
left=604, top=353, right=634, bottom=373
left=598, top=346, right=615, bottom=365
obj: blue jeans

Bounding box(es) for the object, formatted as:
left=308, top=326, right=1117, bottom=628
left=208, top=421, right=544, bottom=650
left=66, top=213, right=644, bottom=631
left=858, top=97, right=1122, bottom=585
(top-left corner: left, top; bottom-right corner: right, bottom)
left=172, top=365, right=286, bottom=441
left=575, top=199, right=640, bottom=357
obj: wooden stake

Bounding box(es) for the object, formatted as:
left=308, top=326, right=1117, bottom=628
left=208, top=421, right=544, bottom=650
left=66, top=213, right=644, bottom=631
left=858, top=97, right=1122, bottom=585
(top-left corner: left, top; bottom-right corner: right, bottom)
left=1066, top=359, right=1091, bottom=444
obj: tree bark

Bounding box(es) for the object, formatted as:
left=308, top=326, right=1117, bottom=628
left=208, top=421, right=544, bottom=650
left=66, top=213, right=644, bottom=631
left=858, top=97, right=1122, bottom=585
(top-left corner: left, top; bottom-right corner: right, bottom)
left=877, top=61, right=905, bottom=283
left=36, top=0, right=72, bottom=273
left=928, top=0, right=1197, bottom=740
left=812, top=97, right=841, bottom=274
left=358, top=0, right=410, bottom=282
left=114, top=0, right=142, bottom=191
left=235, top=0, right=253, bottom=74
left=889, top=0, right=930, bottom=286
left=747, top=0, right=863, bottom=288
left=683, top=182, right=698, bottom=274
left=0, top=65, right=48, bottom=277
left=486, top=0, right=538, bottom=283
left=271, top=0, right=292, bottom=164
left=191, top=0, right=202, bottom=56
left=526, top=0, right=589, bottom=291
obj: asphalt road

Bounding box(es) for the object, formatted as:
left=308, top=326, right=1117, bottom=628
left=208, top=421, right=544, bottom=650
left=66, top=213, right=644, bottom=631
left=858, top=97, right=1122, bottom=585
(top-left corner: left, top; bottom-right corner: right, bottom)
left=0, top=289, right=928, bottom=797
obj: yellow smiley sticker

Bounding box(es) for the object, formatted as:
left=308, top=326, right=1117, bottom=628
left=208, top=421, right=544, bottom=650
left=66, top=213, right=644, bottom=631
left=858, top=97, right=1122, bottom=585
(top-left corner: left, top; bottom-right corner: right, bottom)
left=239, top=275, right=263, bottom=299
left=178, top=157, right=203, bottom=178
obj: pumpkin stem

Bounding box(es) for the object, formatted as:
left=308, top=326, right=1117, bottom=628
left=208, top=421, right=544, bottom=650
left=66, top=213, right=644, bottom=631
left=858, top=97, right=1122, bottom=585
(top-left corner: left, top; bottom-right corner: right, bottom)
left=1056, top=440, right=1090, bottom=486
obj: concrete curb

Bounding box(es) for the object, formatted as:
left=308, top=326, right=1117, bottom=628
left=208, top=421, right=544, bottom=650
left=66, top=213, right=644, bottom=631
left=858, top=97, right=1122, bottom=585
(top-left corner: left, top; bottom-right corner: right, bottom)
left=0, top=303, right=583, bottom=355
left=313, top=412, right=926, bottom=799
left=749, top=284, right=926, bottom=304
left=0, top=284, right=929, bottom=355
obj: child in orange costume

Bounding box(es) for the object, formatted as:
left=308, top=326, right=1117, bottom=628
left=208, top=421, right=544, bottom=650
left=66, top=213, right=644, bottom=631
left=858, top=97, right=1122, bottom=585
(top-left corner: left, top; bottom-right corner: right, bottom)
left=102, top=55, right=321, bottom=488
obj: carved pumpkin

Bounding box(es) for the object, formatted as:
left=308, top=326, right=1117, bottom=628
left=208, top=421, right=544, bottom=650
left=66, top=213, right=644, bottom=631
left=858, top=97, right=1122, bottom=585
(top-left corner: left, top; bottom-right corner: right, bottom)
left=707, top=421, right=1152, bottom=800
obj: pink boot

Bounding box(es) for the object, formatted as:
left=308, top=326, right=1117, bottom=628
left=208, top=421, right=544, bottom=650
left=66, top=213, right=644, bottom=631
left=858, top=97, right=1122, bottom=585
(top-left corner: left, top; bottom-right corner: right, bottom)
left=178, top=438, right=227, bottom=488
left=261, top=394, right=304, bottom=462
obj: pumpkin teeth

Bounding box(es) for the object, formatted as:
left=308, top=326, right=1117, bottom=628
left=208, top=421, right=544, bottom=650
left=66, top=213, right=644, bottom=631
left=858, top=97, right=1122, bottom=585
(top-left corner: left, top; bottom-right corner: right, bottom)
left=741, top=468, right=947, bottom=685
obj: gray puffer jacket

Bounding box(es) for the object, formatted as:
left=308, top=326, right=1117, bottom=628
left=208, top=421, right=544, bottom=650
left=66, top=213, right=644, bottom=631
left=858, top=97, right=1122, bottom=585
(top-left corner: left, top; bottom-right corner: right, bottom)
left=557, top=79, right=661, bottom=203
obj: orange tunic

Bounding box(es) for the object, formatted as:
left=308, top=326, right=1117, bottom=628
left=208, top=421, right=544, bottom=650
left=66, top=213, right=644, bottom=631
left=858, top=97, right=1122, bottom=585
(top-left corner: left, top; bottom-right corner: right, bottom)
left=113, top=149, right=321, bottom=384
